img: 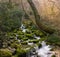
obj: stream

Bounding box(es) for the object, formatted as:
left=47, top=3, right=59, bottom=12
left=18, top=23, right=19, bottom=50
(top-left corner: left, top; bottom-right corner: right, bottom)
left=20, top=24, right=54, bottom=57
left=31, top=41, right=53, bottom=57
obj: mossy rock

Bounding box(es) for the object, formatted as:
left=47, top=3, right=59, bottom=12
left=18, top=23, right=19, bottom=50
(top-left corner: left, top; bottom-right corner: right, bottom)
left=16, top=48, right=27, bottom=57
left=11, top=43, right=21, bottom=49
left=0, top=49, right=12, bottom=57
left=21, top=42, right=28, bottom=45
left=22, top=38, right=28, bottom=41
left=25, top=34, right=34, bottom=39
left=13, top=29, right=17, bottom=33
left=26, top=30, right=31, bottom=34
left=17, top=35, right=24, bottom=40
left=37, top=43, right=42, bottom=48
left=50, top=48, right=54, bottom=51
left=52, top=55, right=56, bottom=57
left=29, top=39, right=39, bottom=43
left=7, top=33, right=16, bottom=39
left=32, top=40, right=39, bottom=43
left=31, top=30, right=36, bottom=33
left=40, top=37, right=47, bottom=42
left=17, top=31, right=24, bottom=35
left=34, top=30, right=45, bottom=37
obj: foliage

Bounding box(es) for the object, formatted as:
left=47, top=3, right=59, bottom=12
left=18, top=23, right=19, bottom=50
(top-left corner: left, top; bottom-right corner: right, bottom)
left=0, top=2, right=23, bottom=32
left=46, top=35, right=60, bottom=46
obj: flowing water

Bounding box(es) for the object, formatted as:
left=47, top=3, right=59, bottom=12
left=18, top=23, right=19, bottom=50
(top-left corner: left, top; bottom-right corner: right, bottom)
left=29, top=41, right=53, bottom=57
left=20, top=24, right=54, bottom=57
left=36, top=41, right=53, bottom=57
left=20, top=24, right=28, bottom=33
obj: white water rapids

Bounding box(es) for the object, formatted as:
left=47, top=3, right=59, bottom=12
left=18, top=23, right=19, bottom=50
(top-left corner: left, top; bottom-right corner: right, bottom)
left=20, top=24, right=53, bottom=57
left=36, top=41, right=53, bottom=57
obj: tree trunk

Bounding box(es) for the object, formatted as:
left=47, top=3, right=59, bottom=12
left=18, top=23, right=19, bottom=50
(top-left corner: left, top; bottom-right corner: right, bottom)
left=27, top=0, right=55, bottom=34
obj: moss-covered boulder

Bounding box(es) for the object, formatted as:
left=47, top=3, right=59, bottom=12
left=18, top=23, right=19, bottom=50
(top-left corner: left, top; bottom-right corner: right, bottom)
left=16, top=48, right=27, bottom=57
left=51, top=55, right=56, bottom=57
left=21, top=42, right=28, bottom=45
left=0, top=49, right=12, bottom=57
left=25, top=34, right=34, bottom=39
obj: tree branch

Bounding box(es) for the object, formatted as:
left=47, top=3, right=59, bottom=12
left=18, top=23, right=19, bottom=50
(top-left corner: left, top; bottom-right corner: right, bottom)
left=27, top=0, right=55, bottom=34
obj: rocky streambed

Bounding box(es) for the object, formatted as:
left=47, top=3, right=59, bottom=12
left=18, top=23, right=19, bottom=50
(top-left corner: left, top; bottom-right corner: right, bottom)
left=20, top=24, right=55, bottom=57
left=26, top=41, right=54, bottom=57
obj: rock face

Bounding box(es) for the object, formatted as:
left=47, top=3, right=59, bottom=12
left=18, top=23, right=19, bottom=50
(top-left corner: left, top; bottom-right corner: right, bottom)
left=36, top=0, right=60, bottom=31
left=30, top=0, right=60, bottom=32
left=20, top=0, right=60, bottom=33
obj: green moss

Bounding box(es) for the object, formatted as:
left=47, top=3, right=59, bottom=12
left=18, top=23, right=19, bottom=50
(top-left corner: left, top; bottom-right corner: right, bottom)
left=50, top=48, right=54, bottom=51
left=11, top=43, right=21, bottom=49
left=0, top=49, right=12, bottom=57
left=29, top=39, right=39, bottom=43
left=16, top=48, right=27, bottom=57
left=25, top=34, right=34, bottom=39
left=26, top=30, right=31, bottom=34
left=38, top=43, right=42, bottom=48
left=22, top=38, right=28, bottom=41
left=51, top=55, right=56, bottom=57
left=17, top=35, right=24, bottom=40
left=34, top=30, right=45, bottom=37
left=39, top=37, right=47, bottom=42
left=21, top=42, right=28, bottom=45
left=17, top=31, right=24, bottom=35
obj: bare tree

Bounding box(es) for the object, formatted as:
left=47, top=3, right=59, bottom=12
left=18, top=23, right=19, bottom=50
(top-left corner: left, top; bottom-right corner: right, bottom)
left=27, top=0, right=55, bottom=34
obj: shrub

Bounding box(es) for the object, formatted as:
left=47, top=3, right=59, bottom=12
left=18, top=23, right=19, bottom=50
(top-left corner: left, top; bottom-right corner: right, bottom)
left=46, top=35, right=60, bottom=46
left=0, top=2, right=23, bottom=32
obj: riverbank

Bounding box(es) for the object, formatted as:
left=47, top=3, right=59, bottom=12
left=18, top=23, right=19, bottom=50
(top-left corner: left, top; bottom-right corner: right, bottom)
left=0, top=19, right=60, bottom=57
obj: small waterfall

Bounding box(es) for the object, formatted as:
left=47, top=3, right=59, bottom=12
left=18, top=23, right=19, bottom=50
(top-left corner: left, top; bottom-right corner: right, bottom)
left=35, top=41, right=52, bottom=57
left=27, top=41, right=53, bottom=57
left=41, top=41, right=46, bottom=47
left=34, top=35, right=40, bottom=40
left=26, top=41, right=53, bottom=57
left=20, top=24, right=27, bottom=33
